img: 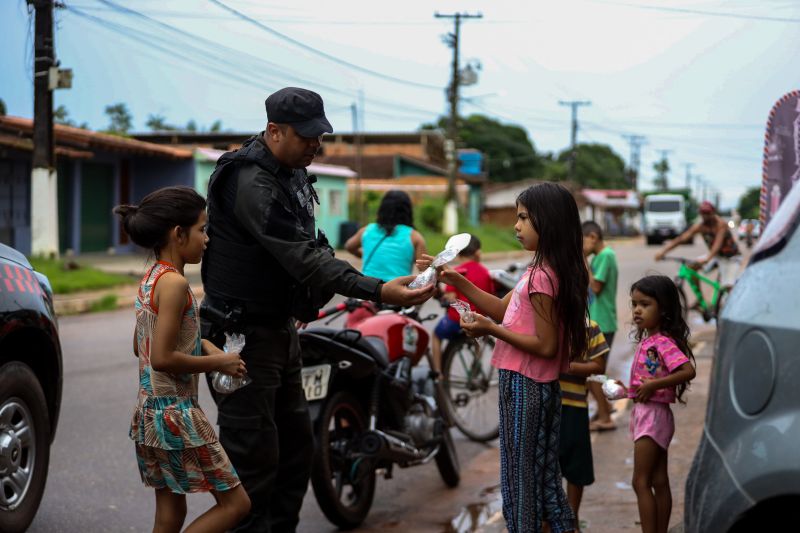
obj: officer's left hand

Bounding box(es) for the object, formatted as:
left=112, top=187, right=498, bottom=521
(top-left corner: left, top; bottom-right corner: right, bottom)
left=381, top=275, right=436, bottom=306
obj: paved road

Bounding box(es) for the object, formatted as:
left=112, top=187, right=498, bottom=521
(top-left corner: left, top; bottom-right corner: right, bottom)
left=28, top=238, right=717, bottom=532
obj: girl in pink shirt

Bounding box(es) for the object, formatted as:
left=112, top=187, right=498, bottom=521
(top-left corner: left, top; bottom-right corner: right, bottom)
left=421, top=183, right=588, bottom=533
left=621, top=275, right=696, bottom=533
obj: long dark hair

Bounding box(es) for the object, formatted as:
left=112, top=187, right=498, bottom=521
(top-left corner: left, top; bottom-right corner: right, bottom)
left=113, top=186, right=206, bottom=257
left=376, top=190, right=413, bottom=235
left=516, top=182, right=588, bottom=361
left=630, top=275, right=696, bottom=403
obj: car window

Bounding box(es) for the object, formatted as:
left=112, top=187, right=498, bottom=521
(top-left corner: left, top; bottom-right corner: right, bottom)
left=752, top=183, right=800, bottom=263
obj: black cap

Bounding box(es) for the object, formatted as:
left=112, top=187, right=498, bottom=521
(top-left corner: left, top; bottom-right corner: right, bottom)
left=265, top=87, right=333, bottom=138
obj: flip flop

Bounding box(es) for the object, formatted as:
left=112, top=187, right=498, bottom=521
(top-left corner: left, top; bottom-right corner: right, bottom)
left=589, top=420, right=617, bottom=432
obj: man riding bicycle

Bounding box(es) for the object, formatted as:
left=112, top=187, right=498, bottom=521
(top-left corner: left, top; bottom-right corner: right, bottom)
left=654, top=201, right=741, bottom=288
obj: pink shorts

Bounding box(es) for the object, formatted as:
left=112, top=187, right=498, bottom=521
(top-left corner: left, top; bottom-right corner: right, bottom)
left=629, top=401, right=675, bottom=450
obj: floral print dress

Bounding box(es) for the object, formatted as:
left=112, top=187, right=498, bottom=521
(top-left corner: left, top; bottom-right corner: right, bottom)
left=129, top=261, right=239, bottom=494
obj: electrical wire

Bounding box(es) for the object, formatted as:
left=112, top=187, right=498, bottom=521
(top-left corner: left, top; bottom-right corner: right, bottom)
left=207, top=0, right=445, bottom=91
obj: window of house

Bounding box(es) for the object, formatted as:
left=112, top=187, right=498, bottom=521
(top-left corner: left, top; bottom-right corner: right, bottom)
left=329, top=189, right=343, bottom=217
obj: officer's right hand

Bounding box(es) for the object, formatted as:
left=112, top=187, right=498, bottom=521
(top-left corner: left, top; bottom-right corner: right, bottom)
left=381, top=275, right=437, bottom=306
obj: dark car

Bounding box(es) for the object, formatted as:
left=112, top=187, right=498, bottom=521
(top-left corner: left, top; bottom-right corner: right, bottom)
left=0, top=243, right=62, bottom=533
left=684, top=183, right=800, bottom=531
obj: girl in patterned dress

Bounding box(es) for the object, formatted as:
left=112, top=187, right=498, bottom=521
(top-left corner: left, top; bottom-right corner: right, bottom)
left=420, top=183, right=589, bottom=532
left=622, top=275, right=696, bottom=533
left=114, top=186, right=250, bottom=532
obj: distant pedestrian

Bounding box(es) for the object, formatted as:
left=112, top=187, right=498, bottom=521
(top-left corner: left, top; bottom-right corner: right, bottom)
left=581, top=220, right=619, bottom=431
left=114, top=186, right=250, bottom=532
left=420, top=182, right=589, bottom=533
left=558, top=320, right=609, bottom=532
left=620, top=275, right=697, bottom=533
left=344, top=190, right=427, bottom=282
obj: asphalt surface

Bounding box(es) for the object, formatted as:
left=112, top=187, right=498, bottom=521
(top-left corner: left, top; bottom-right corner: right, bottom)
left=28, top=238, right=718, bottom=532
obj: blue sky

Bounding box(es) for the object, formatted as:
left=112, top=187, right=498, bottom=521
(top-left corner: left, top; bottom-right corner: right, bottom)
left=2, top=0, right=799, bottom=208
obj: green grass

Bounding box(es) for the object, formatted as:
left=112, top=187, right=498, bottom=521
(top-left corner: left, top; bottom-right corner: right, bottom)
left=419, top=222, right=523, bottom=254
left=28, top=257, right=138, bottom=294
left=89, top=294, right=119, bottom=312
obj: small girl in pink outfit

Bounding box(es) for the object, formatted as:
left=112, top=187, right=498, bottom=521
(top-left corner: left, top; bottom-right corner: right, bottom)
left=622, top=275, right=696, bottom=533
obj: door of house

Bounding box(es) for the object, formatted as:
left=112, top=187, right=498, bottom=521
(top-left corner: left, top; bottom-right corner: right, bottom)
left=0, top=159, right=31, bottom=252
left=80, top=162, right=114, bottom=252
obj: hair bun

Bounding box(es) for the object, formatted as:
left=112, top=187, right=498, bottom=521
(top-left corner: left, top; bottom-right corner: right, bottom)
left=113, top=204, right=138, bottom=218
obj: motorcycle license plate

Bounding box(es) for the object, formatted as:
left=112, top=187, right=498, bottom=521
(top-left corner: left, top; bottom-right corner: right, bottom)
left=302, top=364, right=331, bottom=401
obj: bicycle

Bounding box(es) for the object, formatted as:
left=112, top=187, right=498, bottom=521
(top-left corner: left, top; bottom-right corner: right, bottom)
left=440, top=333, right=499, bottom=442
left=661, top=257, right=730, bottom=322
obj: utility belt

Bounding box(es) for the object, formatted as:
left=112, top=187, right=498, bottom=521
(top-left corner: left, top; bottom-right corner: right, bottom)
left=199, top=293, right=290, bottom=340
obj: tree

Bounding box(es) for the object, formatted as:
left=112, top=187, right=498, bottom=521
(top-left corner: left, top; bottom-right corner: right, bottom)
left=0, top=98, right=6, bottom=116
left=210, top=119, right=223, bottom=132
left=556, top=143, right=628, bottom=188
left=653, top=157, right=670, bottom=190
left=104, top=103, right=133, bottom=135
left=738, top=186, right=761, bottom=220
left=145, top=114, right=175, bottom=131
left=422, top=114, right=545, bottom=182
left=54, top=105, right=88, bottom=129
left=54, top=105, right=74, bottom=126
left=186, top=120, right=198, bottom=132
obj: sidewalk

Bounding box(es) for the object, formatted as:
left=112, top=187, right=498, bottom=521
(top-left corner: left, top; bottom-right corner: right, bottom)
left=449, top=328, right=714, bottom=533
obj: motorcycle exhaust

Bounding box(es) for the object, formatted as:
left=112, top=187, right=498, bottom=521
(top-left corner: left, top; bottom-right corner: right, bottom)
left=359, top=430, right=427, bottom=463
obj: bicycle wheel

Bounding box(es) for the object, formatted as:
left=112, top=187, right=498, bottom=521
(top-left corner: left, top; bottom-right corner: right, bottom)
left=441, top=335, right=499, bottom=442
left=714, top=286, right=731, bottom=321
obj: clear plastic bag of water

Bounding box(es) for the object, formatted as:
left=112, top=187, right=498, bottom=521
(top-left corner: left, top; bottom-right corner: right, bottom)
left=210, top=333, right=252, bottom=394
left=587, top=374, right=627, bottom=400
left=450, top=299, right=474, bottom=323
left=408, top=233, right=471, bottom=289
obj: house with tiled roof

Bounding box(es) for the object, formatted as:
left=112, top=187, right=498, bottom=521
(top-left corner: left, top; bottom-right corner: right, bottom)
left=0, top=116, right=193, bottom=255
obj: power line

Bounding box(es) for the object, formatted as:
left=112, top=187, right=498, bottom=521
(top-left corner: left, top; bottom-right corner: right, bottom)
left=589, top=0, right=800, bottom=23
left=208, top=0, right=445, bottom=91
left=65, top=4, right=443, bottom=124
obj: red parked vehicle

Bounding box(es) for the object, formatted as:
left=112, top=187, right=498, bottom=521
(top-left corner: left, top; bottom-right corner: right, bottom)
left=299, top=299, right=459, bottom=529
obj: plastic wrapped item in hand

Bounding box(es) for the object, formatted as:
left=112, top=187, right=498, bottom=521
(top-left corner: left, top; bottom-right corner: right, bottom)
left=587, top=374, right=627, bottom=400
left=450, top=299, right=474, bottom=323
left=408, top=233, right=472, bottom=289
left=210, top=332, right=252, bottom=394
left=602, top=379, right=627, bottom=401
left=409, top=267, right=437, bottom=290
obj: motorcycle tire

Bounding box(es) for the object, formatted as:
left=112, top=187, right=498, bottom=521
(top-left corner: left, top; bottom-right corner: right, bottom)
left=434, top=424, right=460, bottom=488
left=441, top=335, right=499, bottom=442
left=310, top=391, right=376, bottom=530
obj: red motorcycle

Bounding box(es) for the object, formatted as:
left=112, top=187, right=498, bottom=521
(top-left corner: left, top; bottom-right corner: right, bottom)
left=299, top=299, right=460, bottom=529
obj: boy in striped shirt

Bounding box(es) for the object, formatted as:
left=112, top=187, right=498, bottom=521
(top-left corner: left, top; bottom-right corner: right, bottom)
left=559, top=320, right=610, bottom=530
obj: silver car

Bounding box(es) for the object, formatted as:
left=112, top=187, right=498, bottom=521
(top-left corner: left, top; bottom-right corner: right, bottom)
left=684, top=184, right=800, bottom=531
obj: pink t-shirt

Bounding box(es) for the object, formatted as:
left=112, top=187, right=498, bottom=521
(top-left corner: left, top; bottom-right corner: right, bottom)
left=491, top=266, right=567, bottom=382
left=628, top=333, right=690, bottom=403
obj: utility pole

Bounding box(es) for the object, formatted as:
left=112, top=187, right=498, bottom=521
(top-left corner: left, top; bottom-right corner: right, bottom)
left=350, top=102, right=364, bottom=225
left=622, top=134, right=646, bottom=191
left=559, top=100, right=591, bottom=185
left=683, top=162, right=695, bottom=191
left=31, top=0, right=57, bottom=257
left=435, top=11, right=482, bottom=235
left=30, top=0, right=70, bottom=257
left=693, top=175, right=704, bottom=202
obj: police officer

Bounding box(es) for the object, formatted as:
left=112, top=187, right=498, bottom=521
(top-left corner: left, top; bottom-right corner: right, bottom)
left=200, top=87, right=434, bottom=532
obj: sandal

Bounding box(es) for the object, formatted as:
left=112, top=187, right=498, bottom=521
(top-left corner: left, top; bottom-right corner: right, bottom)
left=589, top=420, right=617, bottom=432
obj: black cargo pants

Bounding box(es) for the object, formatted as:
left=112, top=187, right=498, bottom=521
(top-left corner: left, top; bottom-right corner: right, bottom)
left=208, top=319, right=313, bottom=533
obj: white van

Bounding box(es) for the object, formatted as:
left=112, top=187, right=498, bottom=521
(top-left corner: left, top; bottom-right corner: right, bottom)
left=643, top=193, right=686, bottom=245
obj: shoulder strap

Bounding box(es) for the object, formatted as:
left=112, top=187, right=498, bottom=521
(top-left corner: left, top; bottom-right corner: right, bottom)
left=362, top=231, right=389, bottom=274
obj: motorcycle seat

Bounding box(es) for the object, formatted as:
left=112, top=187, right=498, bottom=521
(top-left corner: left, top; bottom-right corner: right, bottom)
left=303, top=327, right=390, bottom=368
